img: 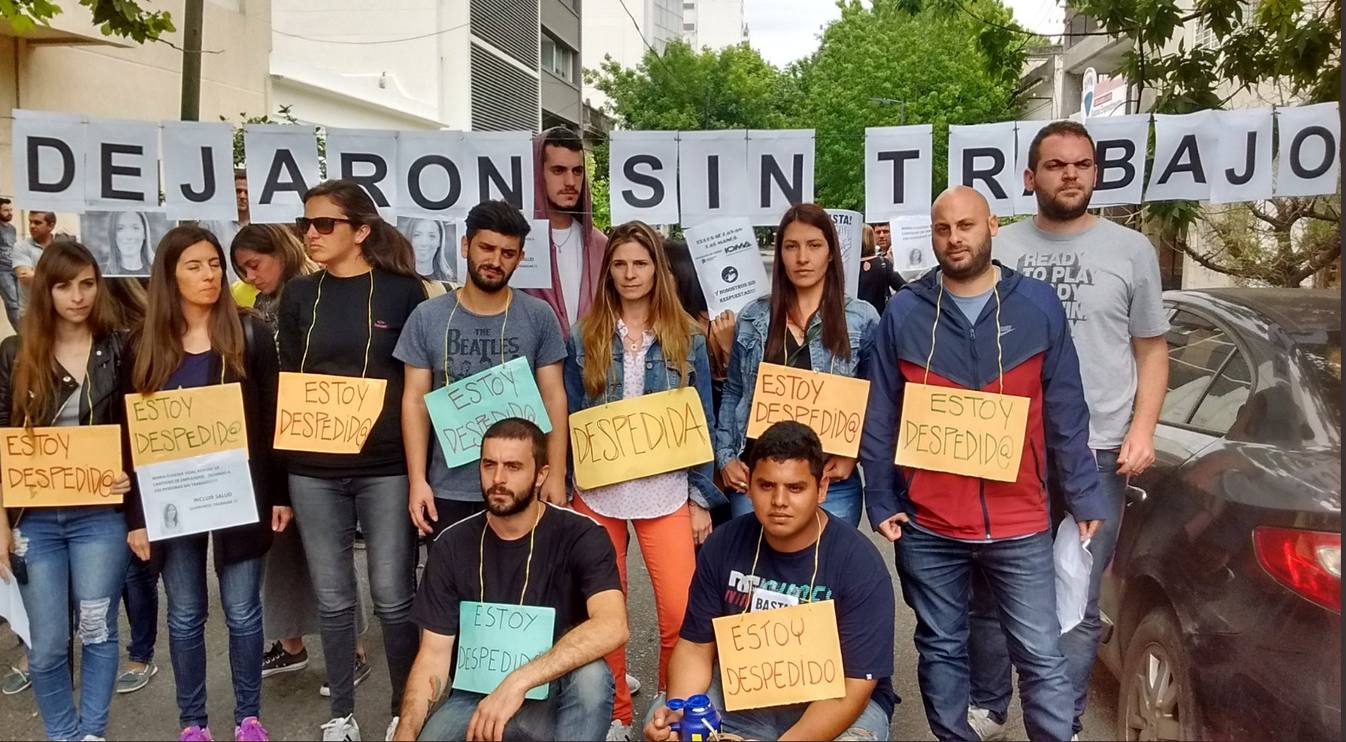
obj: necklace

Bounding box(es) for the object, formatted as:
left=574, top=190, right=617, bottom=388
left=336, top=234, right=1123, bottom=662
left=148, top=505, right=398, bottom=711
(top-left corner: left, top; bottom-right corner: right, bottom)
left=553, top=223, right=575, bottom=250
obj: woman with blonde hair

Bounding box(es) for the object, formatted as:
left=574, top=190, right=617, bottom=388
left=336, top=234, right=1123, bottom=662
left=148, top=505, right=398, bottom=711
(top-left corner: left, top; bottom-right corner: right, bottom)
left=563, top=220, right=722, bottom=739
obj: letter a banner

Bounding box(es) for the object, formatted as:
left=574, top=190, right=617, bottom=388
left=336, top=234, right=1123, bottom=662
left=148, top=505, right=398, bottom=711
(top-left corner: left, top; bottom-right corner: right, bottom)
left=568, top=386, right=713, bottom=490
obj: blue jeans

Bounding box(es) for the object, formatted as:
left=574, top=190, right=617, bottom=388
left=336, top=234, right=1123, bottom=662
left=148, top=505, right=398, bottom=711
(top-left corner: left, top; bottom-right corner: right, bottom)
left=968, top=449, right=1125, bottom=735
left=642, top=672, right=891, bottom=741
left=0, top=270, right=20, bottom=331
left=289, top=474, right=420, bottom=718
left=729, top=471, right=862, bottom=527
left=419, top=658, right=613, bottom=741
left=159, top=535, right=264, bottom=729
left=15, top=507, right=129, bottom=740
left=123, top=555, right=159, bottom=664
left=895, top=526, right=1072, bottom=741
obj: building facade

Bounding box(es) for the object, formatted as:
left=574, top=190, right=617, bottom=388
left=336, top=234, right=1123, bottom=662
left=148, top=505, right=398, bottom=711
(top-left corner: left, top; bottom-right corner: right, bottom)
left=581, top=0, right=682, bottom=112
left=271, top=0, right=583, bottom=132
left=681, top=0, right=746, bottom=51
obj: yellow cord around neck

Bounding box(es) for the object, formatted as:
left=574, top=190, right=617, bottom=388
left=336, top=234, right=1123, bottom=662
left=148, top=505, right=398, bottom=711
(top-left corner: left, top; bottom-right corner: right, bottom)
left=741, top=511, right=824, bottom=614
left=479, top=500, right=544, bottom=606
left=300, top=270, right=375, bottom=377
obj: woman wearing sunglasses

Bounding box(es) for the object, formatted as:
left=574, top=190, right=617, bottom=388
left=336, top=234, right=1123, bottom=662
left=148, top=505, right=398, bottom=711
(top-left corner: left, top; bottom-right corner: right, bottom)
left=0, top=241, right=132, bottom=741
left=122, top=225, right=288, bottom=741
left=277, top=180, right=426, bottom=742
left=713, top=203, right=879, bottom=527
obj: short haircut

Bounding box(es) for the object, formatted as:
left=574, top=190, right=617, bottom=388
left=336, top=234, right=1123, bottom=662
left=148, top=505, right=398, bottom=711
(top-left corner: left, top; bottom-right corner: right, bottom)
left=1028, top=120, right=1095, bottom=171
left=0, top=198, right=10, bottom=207
left=234, top=168, right=247, bottom=181
left=32, top=211, right=55, bottom=226
left=464, top=200, right=531, bottom=244
left=745, top=421, right=825, bottom=480
left=541, top=125, right=584, bottom=154
left=481, top=417, right=547, bottom=469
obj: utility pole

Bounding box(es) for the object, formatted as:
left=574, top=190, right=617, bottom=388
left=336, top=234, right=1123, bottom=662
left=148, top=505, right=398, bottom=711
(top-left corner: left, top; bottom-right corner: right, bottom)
left=869, top=96, right=906, bottom=125
left=180, top=0, right=204, bottom=121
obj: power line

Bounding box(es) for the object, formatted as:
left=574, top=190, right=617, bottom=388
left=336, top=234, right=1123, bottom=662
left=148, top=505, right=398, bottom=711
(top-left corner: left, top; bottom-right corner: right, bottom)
left=274, top=22, right=470, bottom=46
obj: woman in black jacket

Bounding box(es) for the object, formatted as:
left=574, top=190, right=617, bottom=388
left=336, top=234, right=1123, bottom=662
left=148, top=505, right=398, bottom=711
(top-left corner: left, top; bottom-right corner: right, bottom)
left=121, top=225, right=289, bottom=742
left=0, top=240, right=131, bottom=741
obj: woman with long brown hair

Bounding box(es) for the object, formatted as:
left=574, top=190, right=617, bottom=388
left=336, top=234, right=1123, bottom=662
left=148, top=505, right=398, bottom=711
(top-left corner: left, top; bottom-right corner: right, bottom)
left=277, top=180, right=425, bottom=741
left=230, top=223, right=316, bottom=331
left=0, top=240, right=132, bottom=741
left=122, top=225, right=288, bottom=742
left=562, top=220, right=721, bottom=738
left=713, top=203, right=880, bottom=527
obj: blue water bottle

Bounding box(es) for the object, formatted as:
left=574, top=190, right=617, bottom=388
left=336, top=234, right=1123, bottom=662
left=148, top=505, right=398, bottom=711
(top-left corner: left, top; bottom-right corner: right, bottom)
left=681, top=694, right=722, bottom=741
left=664, top=697, right=685, bottom=737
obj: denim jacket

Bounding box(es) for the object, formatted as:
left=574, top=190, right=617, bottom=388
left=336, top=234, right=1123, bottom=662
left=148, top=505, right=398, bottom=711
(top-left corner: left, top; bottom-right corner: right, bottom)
left=564, top=326, right=726, bottom=511
left=714, top=295, right=880, bottom=468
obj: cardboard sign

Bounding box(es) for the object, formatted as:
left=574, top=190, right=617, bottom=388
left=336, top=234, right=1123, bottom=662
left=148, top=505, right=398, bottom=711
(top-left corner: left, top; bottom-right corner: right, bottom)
left=137, top=448, right=259, bottom=541
left=425, top=357, right=552, bottom=468
left=895, top=382, right=1029, bottom=482
left=274, top=372, right=387, bottom=455
left=453, top=601, right=555, bottom=701
left=1, top=425, right=123, bottom=507
left=746, top=364, right=870, bottom=458
left=569, top=386, right=713, bottom=490
left=684, top=218, right=770, bottom=316
left=712, top=600, right=846, bottom=711
left=124, top=383, right=250, bottom=467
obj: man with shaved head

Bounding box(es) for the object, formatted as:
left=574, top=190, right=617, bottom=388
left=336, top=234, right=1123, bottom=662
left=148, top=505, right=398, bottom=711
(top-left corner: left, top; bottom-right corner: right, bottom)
left=860, top=186, right=1107, bottom=741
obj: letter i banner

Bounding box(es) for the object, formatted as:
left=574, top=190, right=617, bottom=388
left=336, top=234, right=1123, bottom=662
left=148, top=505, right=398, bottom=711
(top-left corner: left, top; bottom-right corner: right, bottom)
left=895, top=382, right=1029, bottom=483
left=273, top=372, right=387, bottom=454
left=711, top=600, right=845, bottom=711
left=452, top=601, right=556, bottom=700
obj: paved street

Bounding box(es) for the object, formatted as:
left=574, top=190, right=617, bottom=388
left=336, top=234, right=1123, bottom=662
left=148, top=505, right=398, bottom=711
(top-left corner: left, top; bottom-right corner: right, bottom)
left=1, top=529, right=1117, bottom=741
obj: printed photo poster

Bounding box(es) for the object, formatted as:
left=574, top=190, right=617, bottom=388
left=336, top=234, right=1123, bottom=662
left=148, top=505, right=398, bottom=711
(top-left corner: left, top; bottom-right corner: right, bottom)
left=684, top=218, right=770, bottom=316
left=510, top=219, right=554, bottom=290
left=892, top=216, right=935, bottom=278
left=137, top=448, right=258, bottom=542
left=398, top=217, right=460, bottom=283
left=826, top=209, right=863, bottom=298
left=82, top=210, right=172, bottom=277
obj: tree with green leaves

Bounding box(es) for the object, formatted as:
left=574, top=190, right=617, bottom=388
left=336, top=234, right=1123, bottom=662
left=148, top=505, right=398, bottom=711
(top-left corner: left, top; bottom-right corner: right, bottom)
left=1075, top=0, right=1340, bottom=286
left=797, top=0, right=1032, bottom=211
left=1, top=0, right=173, bottom=42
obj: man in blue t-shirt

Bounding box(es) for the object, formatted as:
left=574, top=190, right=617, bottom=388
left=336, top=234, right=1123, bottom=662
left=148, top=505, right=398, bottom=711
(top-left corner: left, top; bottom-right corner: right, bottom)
left=643, top=421, right=897, bottom=741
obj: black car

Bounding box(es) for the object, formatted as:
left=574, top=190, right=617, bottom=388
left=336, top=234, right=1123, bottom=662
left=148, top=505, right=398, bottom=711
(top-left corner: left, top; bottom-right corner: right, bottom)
left=1097, top=289, right=1341, bottom=741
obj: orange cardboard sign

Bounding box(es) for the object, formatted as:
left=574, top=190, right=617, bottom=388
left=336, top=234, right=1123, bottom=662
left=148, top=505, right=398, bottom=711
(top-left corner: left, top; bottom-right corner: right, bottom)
left=895, top=382, right=1030, bottom=482
left=125, top=383, right=249, bottom=467
left=746, top=363, right=870, bottom=457
left=274, top=372, right=387, bottom=454
left=711, top=600, right=846, bottom=711
left=1, top=425, right=123, bottom=507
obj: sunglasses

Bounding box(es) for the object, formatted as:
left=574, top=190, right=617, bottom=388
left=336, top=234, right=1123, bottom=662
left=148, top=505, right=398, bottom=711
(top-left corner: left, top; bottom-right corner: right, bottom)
left=295, top=216, right=354, bottom=235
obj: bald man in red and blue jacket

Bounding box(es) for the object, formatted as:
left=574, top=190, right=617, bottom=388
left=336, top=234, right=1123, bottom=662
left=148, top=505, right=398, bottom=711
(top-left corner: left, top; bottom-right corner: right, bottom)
left=860, top=187, right=1108, bottom=742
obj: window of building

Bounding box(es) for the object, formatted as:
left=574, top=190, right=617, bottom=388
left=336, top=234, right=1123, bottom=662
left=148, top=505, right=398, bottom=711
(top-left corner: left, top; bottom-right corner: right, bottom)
left=541, top=33, right=576, bottom=83
left=684, top=22, right=695, bottom=31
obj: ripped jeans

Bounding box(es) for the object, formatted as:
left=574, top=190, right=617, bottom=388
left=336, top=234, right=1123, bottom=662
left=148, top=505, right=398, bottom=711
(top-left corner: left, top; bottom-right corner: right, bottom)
left=15, top=506, right=130, bottom=741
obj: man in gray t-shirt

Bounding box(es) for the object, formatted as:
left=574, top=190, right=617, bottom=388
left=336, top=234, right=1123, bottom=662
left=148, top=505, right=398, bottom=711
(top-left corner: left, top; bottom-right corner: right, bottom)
left=967, top=120, right=1170, bottom=742
left=393, top=200, right=569, bottom=536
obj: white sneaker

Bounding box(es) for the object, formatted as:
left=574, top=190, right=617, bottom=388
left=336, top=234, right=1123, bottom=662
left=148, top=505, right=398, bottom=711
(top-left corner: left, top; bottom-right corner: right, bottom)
left=321, top=714, right=362, bottom=741
left=605, top=720, right=631, bottom=741
left=625, top=673, right=642, bottom=695
left=81, top=737, right=106, bottom=741
left=385, top=716, right=399, bottom=741
left=967, top=706, right=1007, bottom=741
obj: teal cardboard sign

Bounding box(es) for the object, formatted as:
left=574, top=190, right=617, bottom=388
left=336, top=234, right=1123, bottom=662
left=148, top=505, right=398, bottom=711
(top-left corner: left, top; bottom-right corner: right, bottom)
left=453, top=601, right=556, bottom=700
left=425, top=357, right=552, bottom=468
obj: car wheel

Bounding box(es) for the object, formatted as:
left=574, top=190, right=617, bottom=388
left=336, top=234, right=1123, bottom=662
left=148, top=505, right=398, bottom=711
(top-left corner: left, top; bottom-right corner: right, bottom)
left=1119, top=607, right=1203, bottom=741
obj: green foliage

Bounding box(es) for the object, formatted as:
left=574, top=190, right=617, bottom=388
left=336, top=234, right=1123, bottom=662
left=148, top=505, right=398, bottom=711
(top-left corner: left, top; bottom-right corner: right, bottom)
left=0, top=0, right=174, bottom=42
left=222, top=105, right=327, bottom=177
left=586, top=146, right=610, bottom=231
left=799, top=0, right=1029, bottom=210
left=587, top=0, right=1028, bottom=214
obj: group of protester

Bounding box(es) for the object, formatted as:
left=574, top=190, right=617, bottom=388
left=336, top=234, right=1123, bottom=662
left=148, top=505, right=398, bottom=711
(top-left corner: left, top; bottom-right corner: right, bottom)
left=0, top=119, right=1167, bottom=742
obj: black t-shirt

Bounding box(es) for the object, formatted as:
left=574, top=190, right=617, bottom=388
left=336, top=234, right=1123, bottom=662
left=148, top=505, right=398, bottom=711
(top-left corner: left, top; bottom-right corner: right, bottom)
left=681, top=513, right=898, bottom=717
left=411, top=504, right=622, bottom=642
left=277, top=268, right=426, bottom=477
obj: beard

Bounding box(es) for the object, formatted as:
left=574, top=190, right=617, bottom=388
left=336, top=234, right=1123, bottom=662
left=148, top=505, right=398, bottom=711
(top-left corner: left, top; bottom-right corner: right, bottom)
left=483, top=483, right=534, bottom=517
left=937, top=236, right=993, bottom=280
left=467, top=256, right=513, bottom=292
left=1037, top=185, right=1092, bottom=221
left=547, top=194, right=582, bottom=219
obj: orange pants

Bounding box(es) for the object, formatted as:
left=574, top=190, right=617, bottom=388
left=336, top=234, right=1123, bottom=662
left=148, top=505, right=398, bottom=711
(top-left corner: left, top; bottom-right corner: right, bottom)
left=571, top=495, right=696, bottom=724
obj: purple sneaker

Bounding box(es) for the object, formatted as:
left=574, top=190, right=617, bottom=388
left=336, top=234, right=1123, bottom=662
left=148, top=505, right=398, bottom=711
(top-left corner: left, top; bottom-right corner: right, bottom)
left=234, top=717, right=270, bottom=742
left=179, top=726, right=213, bottom=742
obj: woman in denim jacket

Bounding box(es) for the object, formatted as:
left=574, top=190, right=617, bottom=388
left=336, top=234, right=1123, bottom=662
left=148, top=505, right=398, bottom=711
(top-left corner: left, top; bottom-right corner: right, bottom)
left=715, top=203, right=880, bottom=527
left=563, top=221, right=723, bottom=738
